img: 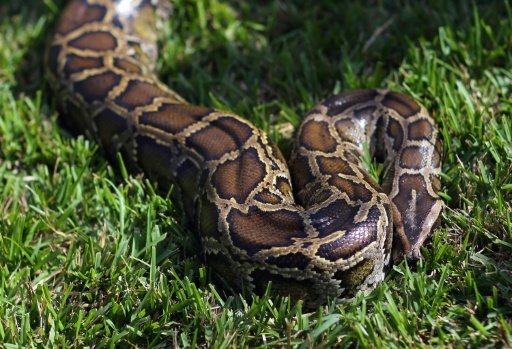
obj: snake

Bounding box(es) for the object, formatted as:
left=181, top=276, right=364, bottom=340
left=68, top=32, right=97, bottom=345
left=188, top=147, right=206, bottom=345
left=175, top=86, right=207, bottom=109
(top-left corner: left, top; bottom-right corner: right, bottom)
left=46, top=0, right=443, bottom=307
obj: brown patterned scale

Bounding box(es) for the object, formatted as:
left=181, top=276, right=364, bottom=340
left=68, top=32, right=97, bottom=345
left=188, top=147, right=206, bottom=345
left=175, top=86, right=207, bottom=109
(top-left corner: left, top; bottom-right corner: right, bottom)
left=47, top=0, right=443, bottom=306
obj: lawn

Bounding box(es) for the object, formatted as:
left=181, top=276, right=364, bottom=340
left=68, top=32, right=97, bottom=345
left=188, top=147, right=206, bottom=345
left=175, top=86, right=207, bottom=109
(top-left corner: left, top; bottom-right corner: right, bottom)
left=0, top=0, right=511, bottom=347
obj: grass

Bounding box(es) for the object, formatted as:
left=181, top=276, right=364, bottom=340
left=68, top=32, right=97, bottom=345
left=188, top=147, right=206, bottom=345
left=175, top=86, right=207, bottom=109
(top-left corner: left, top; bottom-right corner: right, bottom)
left=0, top=0, right=511, bottom=347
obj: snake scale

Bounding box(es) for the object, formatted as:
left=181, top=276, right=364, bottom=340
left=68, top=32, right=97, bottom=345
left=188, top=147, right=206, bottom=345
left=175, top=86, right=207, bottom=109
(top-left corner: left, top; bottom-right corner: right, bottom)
left=47, top=0, right=443, bottom=306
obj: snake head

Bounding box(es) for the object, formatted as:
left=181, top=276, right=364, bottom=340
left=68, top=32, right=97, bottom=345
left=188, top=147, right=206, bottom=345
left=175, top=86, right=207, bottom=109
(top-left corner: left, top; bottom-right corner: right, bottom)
left=389, top=125, right=444, bottom=261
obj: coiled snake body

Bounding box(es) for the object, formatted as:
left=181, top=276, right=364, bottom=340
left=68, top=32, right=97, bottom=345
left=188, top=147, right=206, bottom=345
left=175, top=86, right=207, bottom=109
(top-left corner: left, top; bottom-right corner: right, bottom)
left=47, top=0, right=443, bottom=306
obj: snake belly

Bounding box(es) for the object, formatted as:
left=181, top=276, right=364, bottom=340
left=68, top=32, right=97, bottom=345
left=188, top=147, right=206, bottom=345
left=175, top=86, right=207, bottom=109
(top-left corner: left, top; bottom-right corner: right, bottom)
left=46, top=0, right=443, bottom=306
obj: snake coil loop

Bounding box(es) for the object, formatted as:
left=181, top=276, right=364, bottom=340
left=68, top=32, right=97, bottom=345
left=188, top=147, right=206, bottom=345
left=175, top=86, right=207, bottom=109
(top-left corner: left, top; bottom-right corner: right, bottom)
left=47, top=0, right=443, bottom=306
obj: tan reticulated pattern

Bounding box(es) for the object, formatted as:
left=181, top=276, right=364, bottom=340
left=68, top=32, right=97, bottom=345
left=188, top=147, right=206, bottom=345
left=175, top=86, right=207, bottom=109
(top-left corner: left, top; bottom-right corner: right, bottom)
left=47, top=0, right=443, bottom=307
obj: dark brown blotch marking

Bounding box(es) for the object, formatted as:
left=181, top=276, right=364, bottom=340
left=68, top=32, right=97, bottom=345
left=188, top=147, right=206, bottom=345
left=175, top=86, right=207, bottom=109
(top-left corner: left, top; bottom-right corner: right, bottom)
left=64, top=54, right=103, bottom=77
left=212, top=148, right=266, bottom=203
left=227, top=207, right=307, bottom=254
left=186, top=117, right=253, bottom=161
left=215, top=116, right=254, bottom=144
left=114, top=57, right=143, bottom=73
left=140, top=103, right=212, bottom=134
left=399, top=146, right=430, bottom=170
left=309, top=199, right=360, bottom=238
left=408, top=119, right=433, bottom=141
left=68, top=31, right=117, bottom=51
left=386, top=118, right=404, bottom=151
left=115, top=80, right=163, bottom=110
left=266, top=252, right=311, bottom=270
left=381, top=92, right=420, bottom=118
left=254, top=189, right=283, bottom=204
left=316, top=156, right=356, bottom=176
left=317, top=207, right=380, bottom=261
left=324, top=89, right=378, bottom=117
left=327, top=176, right=373, bottom=202
left=299, top=120, right=337, bottom=152
left=289, top=154, right=315, bottom=191
left=56, top=1, right=106, bottom=35
left=73, top=71, right=122, bottom=103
